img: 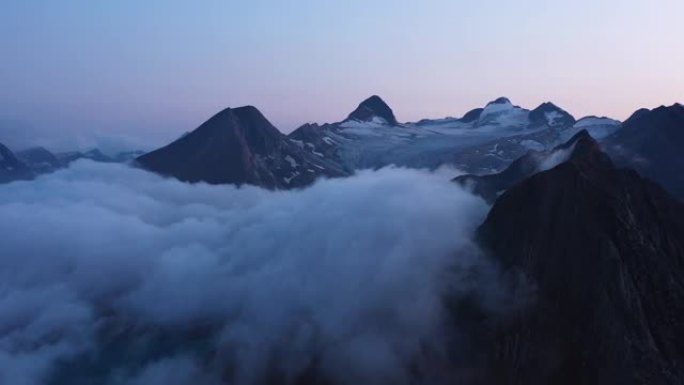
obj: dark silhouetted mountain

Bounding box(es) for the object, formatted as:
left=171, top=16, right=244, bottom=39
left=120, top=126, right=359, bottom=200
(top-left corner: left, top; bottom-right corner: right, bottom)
left=460, top=108, right=484, bottom=123
left=137, top=106, right=347, bottom=189
left=476, top=132, right=684, bottom=384
left=626, top=108, right=651, bottom=122
left=0, top=142, right=33, bottom=183
left=454, top=130, right=593, bottom=203
left=344, top=95, right=398, bottom=125
left=16, top=146, right=64, bottom=174
left=604, top=103, right=684, bottom=199
left=529, top=102, right=576, bottom=127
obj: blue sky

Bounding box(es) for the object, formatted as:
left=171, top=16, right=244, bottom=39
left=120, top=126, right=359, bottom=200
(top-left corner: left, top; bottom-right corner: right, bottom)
left=1, top=0, right=682, bottom=149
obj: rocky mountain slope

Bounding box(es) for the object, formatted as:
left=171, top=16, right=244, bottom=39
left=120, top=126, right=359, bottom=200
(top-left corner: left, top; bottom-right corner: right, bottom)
left=476, top=133, right=684, bottom=384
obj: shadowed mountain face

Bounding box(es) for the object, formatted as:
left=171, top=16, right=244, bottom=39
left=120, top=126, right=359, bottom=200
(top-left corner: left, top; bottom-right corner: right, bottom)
left=476, top=134, right=684, bottom=384
left=604, top=103, right=684, bottom=200
left=16, top=146, right=64, bottom=174
left=136, top=106, right=347, bottom=189
left=0, top=142, right=33, bottom=183
left=345, top=95, right=398, bottom=125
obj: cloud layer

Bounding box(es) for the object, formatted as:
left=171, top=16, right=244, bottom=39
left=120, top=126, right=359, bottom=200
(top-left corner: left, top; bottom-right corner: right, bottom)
left=0, top=162, right=496, bottom=385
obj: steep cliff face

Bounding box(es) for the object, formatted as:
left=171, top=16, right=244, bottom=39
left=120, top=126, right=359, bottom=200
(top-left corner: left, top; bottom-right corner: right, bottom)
left=477, top=134, right=684, bottom=384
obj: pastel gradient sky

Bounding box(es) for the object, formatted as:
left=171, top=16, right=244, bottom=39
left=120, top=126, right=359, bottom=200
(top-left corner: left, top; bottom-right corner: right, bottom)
left=1, top=0, right=683, bottom=149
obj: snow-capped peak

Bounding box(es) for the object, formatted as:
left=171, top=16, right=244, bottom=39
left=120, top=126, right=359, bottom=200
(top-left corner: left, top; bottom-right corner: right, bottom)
left=477, top=97, right=527, bottom=126
left=481, top=97, right=514, bottom=115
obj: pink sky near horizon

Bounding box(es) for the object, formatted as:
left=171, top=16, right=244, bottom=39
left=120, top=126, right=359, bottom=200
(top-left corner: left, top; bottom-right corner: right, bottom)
left=0, top=0, right=682, bottom=149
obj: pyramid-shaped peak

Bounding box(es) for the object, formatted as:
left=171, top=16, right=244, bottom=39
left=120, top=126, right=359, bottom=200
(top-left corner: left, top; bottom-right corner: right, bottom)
left=213, top=105, right=271, bottom=125
left=205, top=105, right=281, bottom=135
left=231, top=105, right=265, bottom=118
left=345, top=95, right=398, bottom=125
left=564, top=130, right=612, bottom=168
left=530, top=102, right=576, bottom=127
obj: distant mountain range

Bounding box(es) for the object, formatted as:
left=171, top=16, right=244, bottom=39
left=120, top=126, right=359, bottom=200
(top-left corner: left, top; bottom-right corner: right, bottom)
left=1, top=96, right=683, bottom=202
left=131, top=95, right=682, bottom=201
left=287, top=96, right=620, bottom=174
left=2, top=96, right=684, bottom=384
left=0, top=144, right=145, bottom=183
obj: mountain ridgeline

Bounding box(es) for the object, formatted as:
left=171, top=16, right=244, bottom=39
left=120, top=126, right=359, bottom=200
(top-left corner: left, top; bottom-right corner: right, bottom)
left=130, top=98, right=684, bottom=382
left=2, top=95, right=684, bottom=384
left=134, top=95, right=634, bottom=189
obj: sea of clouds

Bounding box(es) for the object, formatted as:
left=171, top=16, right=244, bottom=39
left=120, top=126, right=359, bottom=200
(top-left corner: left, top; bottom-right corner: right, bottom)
left=0, top=161, right=510, bottom=385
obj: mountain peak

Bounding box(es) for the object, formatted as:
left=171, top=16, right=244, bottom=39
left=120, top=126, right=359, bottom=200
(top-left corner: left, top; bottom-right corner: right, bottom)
left=529, top=102, right=576, bottom=127
left=345, top=95, right=398, bottom=125
left=533, top=101, right=562, bottom=112
left=137, top=105, right=346, bottom=188
left=213, top=105, right=272, bottom=127
left=459, top=108, right=484, bottom=123
left=196, top=105, right=283, bottom=149
left=487, top=97, right=512, bottom=106
left=625, top=108, right=651, bottom=123
left=565, top=130, right=612, bottom=167
left=231, top=105, right=264, bottom=118
left=477, top=126, right=684, bottom=383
